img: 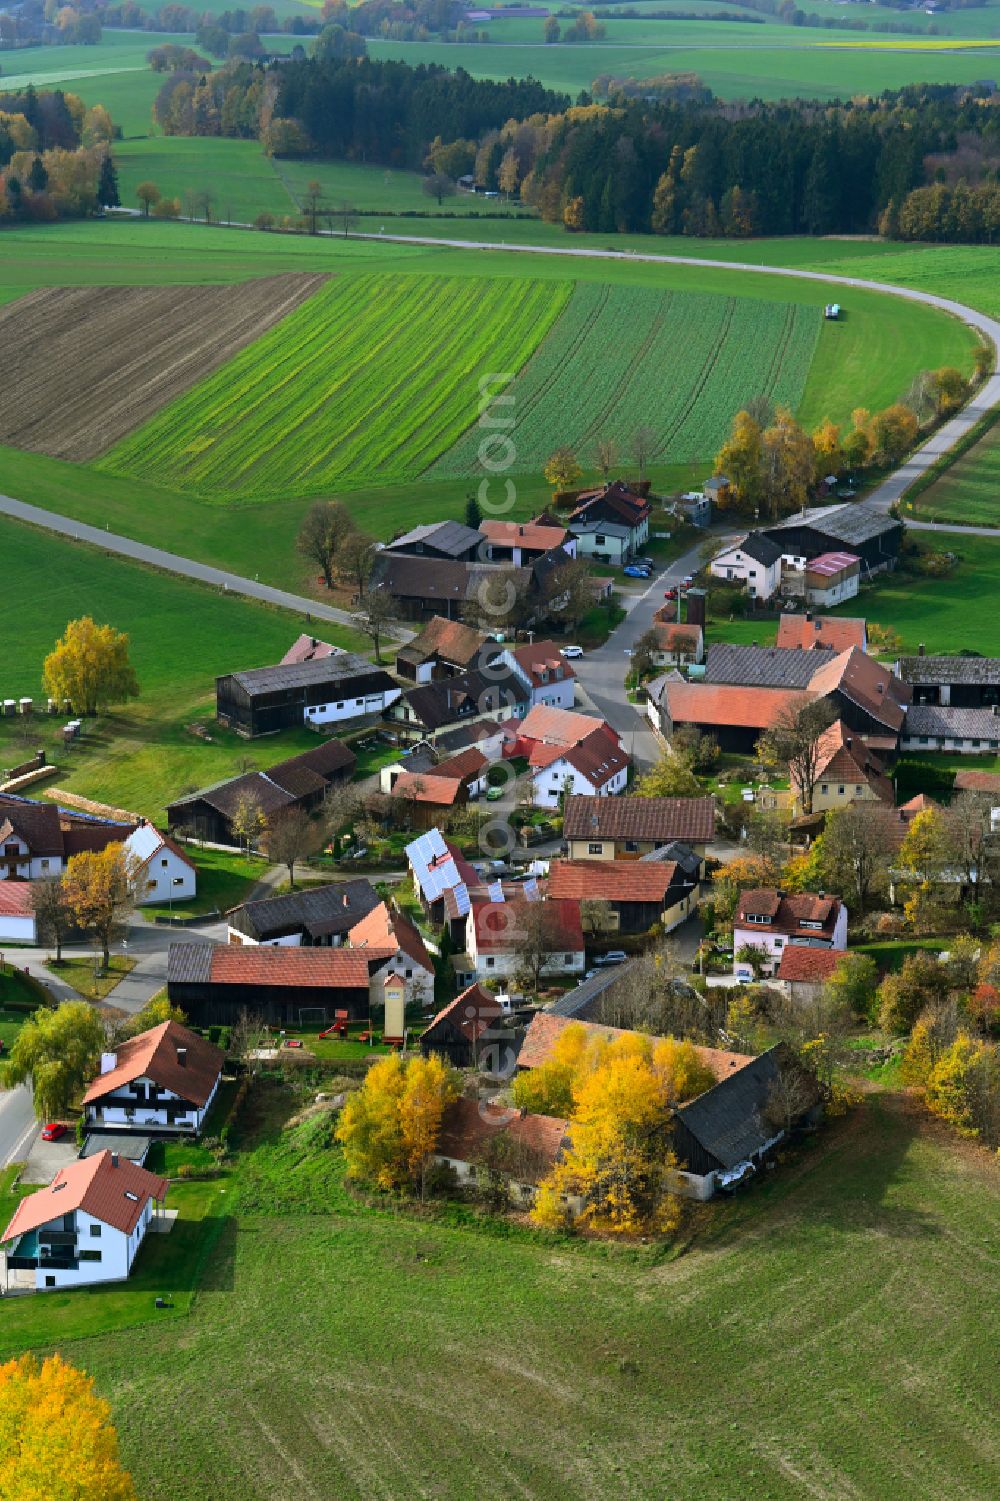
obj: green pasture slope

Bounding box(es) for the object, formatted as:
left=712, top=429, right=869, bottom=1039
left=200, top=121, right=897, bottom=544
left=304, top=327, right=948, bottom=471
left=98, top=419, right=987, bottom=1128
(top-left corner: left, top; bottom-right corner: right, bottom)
left=0, top=514, right=365, bottom=817
left=905, top=421, right=1000, bottom=529
left=5, top=1086, right=997, bottom=1500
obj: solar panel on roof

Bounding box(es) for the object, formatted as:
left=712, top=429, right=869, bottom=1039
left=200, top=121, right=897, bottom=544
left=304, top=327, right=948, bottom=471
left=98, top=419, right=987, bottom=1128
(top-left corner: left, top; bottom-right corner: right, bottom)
left=488, top=880, right=504, bottom=903
left=451, top=882, right=471, bottom=917
left=522, top=878, right=540, bottom=902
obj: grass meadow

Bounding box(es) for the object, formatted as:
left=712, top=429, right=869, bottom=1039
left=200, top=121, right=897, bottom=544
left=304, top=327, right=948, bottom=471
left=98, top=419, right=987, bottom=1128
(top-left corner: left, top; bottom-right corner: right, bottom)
left=905, top=418, right=1000, bottom=528
left=2, top=1081, right=996, bottom=1500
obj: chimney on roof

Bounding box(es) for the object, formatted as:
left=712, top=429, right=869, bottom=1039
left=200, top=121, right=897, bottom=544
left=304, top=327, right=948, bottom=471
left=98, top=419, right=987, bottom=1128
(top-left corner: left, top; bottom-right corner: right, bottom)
left=100, top=1051, right=116, bottom=1075
left=918, top=642, right=925, bottom=656
left=752, top=640, right=758, bottom=649
left=806, top=611, right=813, bottom=623
left=342, top=892, right=350, bottom=907
left=818, top=890, right=825, bottom=899
left=311, top=637, right=318, bottom=649
left=110, top=1152, right=120, bottom=1169
left=176, top=1046, right=187, bottom=1067
left=845, top=735, right=852, bottom=748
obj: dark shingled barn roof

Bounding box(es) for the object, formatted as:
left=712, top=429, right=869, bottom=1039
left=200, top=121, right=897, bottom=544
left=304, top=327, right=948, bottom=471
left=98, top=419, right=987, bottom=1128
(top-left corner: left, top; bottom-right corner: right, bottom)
left=227, top=878, right=381, bottom=942
left=674, top=1045, right=819, bottom=1169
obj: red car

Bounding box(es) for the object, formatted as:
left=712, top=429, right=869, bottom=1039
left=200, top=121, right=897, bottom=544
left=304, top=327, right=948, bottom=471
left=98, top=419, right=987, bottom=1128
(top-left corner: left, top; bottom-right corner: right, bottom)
left=664, top=587, right=678, bottom=600
left=41, top=1123, right=67, bottom=1141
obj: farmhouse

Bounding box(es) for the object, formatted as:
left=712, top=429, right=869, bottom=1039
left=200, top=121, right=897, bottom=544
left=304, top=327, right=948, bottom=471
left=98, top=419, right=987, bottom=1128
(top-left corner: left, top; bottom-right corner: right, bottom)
left=1, top=1150, right=169, bottom=1294
left=703, top=644, right=837, bottom=689
left=897, top=654, right=1000, bottom=709
left=733, top=889, right=848, bottom=980
left=384, top=520, right=484, bottom=563
left=167, top=942, right=372, bottom=1025
left=420, top=981, right=505, bottom=1068
left=216, top=654, right=400, bottom=737
left=709, top=533, right=784, bottom=601
left=566, top=482, right=650, bottom=564
left=166, top=739, right=356, bottom=845
left=347, top=901, right=435, bottom=1008
left=83, top=1021, right=224, bottom=1135
left=227, top=877, right=381, bottom=947
left=433, top=1097, right=574, bottom=1209
left=387, top=665, right=530, bottom=742
left=465, top=895, right=585, bottom=981
left=762, top=502, right=902, bottom=578
left=650, top=620, right=705, bottom=668
left=775, top=613, right=867, bottom=654
left=0, top=793, right=130, bottom=881
left=648, top=680, right=811, bottom=756
left=546, top=858, right=697, bottom=934
left=796, top=720, right=893, bottom=813
left=563, top=794, right=715, bottom=862
left=480, top=519, right=575, bottom=566
left=123, top=822, right=196, bottom=907
left=394, top=616, right=489, bottom=683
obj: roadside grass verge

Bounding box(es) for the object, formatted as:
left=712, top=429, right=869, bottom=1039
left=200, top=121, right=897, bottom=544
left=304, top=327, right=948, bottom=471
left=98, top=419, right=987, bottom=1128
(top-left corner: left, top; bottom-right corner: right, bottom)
left=141, top=847, right=266, bottom=922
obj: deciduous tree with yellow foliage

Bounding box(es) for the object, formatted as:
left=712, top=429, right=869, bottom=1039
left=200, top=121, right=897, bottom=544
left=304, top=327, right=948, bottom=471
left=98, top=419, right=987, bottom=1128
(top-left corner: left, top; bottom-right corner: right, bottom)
left=43, top=615, right=139, bottom=717
left=0, top=1353, right=137, bottom=1501
left=336, top=1052, right=459, bottom=1193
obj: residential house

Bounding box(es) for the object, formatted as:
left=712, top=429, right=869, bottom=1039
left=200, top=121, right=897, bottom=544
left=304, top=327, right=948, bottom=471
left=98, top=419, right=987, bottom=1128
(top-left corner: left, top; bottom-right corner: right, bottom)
left=406, top=829, right=481, bottom=938
left=897, top=654, right=1000, bottom=709
left=795, top=720, right=893, bottom=814
left=901, top=704, right=1000, bottom=756
left=465, top=895, right=585, bottom=982
left=167, top=739, right=356, bottom=845
left=762, top=503, right=902, bottom=579
left=546, top=858, right=698, bottom=934
left=387, top=665, right=530, bottom=744
left=709, top=533, right=784, bottom=601
left=650, top=617, right=704, bottom=668
left=378, top=742, right=439, bottom=793
left=733, top=889, right=848, bottom=980
left=386, top=771, right=468, bottom=830
left=0, top=793, right=130, bottom=881
left=124, top=823, right=196, bottom=907
left=0, top=883, right=35, bottom=943
left=493, top=640, right=576, bottom=711
left=775, top=945, right=844, bottom=1004
left=394, top=616, right=489, bottom=684
left=384, top=520, right=484, bottom=563
left=167, top=942, right=372, bottom=1025
left=82, top=1021, right=224, bottom=1135
left=432, top=1097, right=576, bottom=1210
left=347, top=901, right=435, bottom=1009
left=1, top=1151, right=169, bottom=1293
left=480, top=519, right=575, bottom=566
left=420, top=981, right=505, bottom=1068
left=775, top=613, right=867, bottom=654
left=505, top=705, right=629, bottom=809
left=227, top=877, right=381, bottom=947
left=563, top=794, right=715, bottom=863
left=280, top=634, right=339, bottom=666
left=216, top=654, right=400, bottom=738
left=566, top=482, right=650, bottom=564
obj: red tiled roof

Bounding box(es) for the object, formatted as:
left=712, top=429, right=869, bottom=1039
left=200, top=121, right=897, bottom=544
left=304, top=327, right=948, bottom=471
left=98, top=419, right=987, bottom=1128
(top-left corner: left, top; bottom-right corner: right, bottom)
left=400, top=615, right=488, bottom=668
left=663, top=682, right=811, bottom=731
left=208, top=946, right=370, bottom=988
left=0, top=882, right=33, bottom=916
left=736, top=888, right=843, bottom=938
left=807, top=647, right=907, bottom=732
left=433, top=747, right=488, bottom=782
left=517, top=1012, right=754, bottom=1086
left=470, top=897, right=584, bottom=954
left=546, top=859, right=678, bottom=903
left=280, top=634, right=338, bottom=666
left=518, top=704, right=616, bottom=748
left=83, top=1020, right=223, bottom=1108
left=480, top=520, right=569, bottom=552
left=436, top=1096, right=569, bottom=1181
left=348, top=901, right=433, bottom=974
left=2, top=1151, right=168, bottom=1242
left=510, top=640, right=576, bottom=687
left=391, top=771, right=463, bottom=806
left=776, top=947, right=844, bottom=983
left=899, top=793, right=939, bottom=820
left=776, top=614, right=867, bottom=653
left=560, top=728, right=630, bottom=790
left=953, top=770, right=1000, bottom=793
left=421, top=981, right=502, bottom=1045
left=563, top=794, right=715, bottom=844
left=804, top=721, right=894, bottom=802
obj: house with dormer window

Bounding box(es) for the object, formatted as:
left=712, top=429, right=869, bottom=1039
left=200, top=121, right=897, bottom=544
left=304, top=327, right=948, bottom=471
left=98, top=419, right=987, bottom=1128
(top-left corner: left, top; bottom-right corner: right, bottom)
left=82, top=1021, right=224, bottom=1135
left=733, top=889, right=847, bottom=981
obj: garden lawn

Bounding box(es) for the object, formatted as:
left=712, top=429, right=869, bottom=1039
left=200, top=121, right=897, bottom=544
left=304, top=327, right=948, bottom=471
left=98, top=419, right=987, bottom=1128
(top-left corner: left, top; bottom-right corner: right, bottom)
left=830, top=536, right=1000, bottom=655
left=0, top=516, right=366, bottom=818
left=9, top=1086, right=996, bottom=1499
left=853, top=938, right=948, bottom=973
left=101, top=271, right=570, bottom=497
left=56, top=955, right=136, bottom=1002
left=141, top=848, right=266, bottom=921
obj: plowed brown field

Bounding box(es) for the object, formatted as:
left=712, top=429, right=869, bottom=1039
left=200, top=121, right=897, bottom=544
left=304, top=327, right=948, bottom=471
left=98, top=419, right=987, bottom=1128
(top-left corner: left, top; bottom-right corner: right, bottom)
left=0, top=272, right=327, bottom=461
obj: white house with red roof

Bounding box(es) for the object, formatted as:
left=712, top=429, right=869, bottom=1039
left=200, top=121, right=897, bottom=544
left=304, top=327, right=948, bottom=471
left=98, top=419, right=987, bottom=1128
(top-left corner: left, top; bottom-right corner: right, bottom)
left=348, top=900, right=435, bottom=1007
left=733, top=889, right=848, bottom=981
left=465, top=895, right=585, bottom=982
left=1, top=1150, right=169, bottom=1293
left=0, top=881, right=36, bottom=943
left=124, top=822, right=196, bottom=906
left=504, top=705, right=629, bottom=809
left=83, top=1021, right=224, bottom=1135
left=493, top=640, right=576, bottom=711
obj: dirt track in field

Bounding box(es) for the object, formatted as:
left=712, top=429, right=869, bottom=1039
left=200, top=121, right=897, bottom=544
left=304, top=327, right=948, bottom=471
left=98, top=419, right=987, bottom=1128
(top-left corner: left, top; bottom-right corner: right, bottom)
left=0, top=272, right=327, bottom=461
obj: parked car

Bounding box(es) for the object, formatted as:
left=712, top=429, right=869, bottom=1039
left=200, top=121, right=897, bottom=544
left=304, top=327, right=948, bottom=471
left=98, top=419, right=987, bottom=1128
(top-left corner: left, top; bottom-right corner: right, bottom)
left=595, top=951, right=627, bottom=967
left=41, top=1123, right=67, bottom=1141
left=560, top=645, right=584, bottom=659
left=486, top=786, right=504, bottom=801
left=664, top=587, right=678, bottom=600
left=623, top=565, right=649, bottom=579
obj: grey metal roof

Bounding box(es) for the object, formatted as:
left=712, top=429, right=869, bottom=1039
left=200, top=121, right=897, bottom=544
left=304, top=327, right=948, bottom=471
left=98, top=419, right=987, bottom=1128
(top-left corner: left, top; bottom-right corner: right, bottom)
left=226, top=654, right=393, bottom=696
left=547, top=962, right=637, bottom=1020
left=704, top=644, right=836, bottom=689
left=767, top=502, right=898, bottom=547
left=229, top=879, right=380, bottom=941
left=167, top=943, right=213, bottom=986
left=400, top=668, right=528, bottom=732
left=388, top=521, right=483, bottom=558
left=897, top=656, right=1000, bottom=687
left=80, top=1132, right=151, bottom=1162
left=904, top=705, right=1000, bottom=740
left=640, top=840, right=702, bottom=878
left=674, top=1047, right=787, bottom=1169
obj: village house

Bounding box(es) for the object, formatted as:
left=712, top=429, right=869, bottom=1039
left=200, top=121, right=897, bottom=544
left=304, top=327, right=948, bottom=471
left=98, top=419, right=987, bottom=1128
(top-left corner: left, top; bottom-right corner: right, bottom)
left=227, top=877, right=381, bottom=948
left=83, top=1021, right=224, bottom=1135
left=432, top=1097, right=578, bottom=1212
left=480, top=519, right=576, bottom=566
left=792, top=720, right=894, bottom=814
left=733, top=889, right=848, bottom=981
left=647, top=679, right=811, bottom=757
left=775, top=945, right=845, bottom=1004
left=0, top=793, right=131, bottom=881
left=709, top=533, right=784, bottom=601
left=386, top=770, right=468, bottom=830
left=406, top=829, right=481, bottom=939
left=420, top=981, right=505, bottom=1069
left=167, top=942, right=372, bottom=1025
left=123, top=822, right=197, bottom=907
left=394, top=616, right=489, bottom=684
left=1, top=1150, right=169, bottom=1294
left=504, top=705, right=629, bottom=809
left=492, top=640, right=577, bottom=711
left=433, top=746, right=490, bottom=798
left=566, top=481, right=650, bottom=564
left=0, top=882, right=35, bottom=943
left=763, top=503, right=902, bottom=581
left=464, top=894, right=585, bottom=982
left=563, top=794, right=715, bottom=864
left=166, top=739, right=356, bottom=845
left=347, top=900, right=435, bottom=1009
left=387, top=664, right=531, bottom=743
left=215, top=654, right=400, bottom=737
left=650, top=617, right=705, bottom=668
left=775, top=612, right=867, bottom=654
left=546, top=858, right=698, bottom=934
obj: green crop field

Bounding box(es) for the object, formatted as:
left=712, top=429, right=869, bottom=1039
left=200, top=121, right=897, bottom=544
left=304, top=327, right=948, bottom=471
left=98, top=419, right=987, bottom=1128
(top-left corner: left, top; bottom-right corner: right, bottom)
left=0, top=515, right=366, bottom=817
left=904, top=419, right=1000, bottom=529
left=5, top=1083, right=997, bottom=1499
left=435, top=283, right=818, bottom=475
left=101, top=271, right=569, bottom=496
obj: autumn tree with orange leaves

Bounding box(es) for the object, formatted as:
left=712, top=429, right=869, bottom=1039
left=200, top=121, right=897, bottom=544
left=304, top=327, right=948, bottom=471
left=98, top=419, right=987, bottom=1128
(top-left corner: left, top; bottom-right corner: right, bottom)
left=0, top=1353, right=137, bottom=1501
